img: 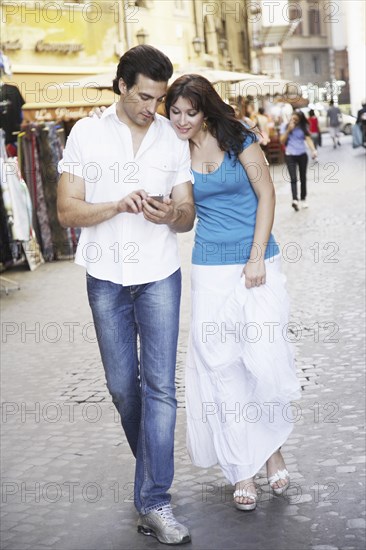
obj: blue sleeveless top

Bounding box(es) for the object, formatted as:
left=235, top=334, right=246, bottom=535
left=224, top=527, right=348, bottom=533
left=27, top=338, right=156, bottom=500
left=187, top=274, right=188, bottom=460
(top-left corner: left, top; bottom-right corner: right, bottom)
left=192, top=137, right=279, bottom=265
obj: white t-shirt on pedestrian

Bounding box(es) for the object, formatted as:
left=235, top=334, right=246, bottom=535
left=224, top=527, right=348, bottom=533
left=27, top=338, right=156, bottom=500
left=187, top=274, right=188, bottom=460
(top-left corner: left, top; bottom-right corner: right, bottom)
left=58, top=104, right=193, bottom=285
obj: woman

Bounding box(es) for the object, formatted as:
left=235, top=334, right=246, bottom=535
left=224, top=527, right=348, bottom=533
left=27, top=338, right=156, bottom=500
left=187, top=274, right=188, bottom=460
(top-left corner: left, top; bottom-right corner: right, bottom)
left=165, top=75, right=301, bottom=511
left=307, top=109, right=321, bottom=148
left=280, top=111, right=317, bottom=212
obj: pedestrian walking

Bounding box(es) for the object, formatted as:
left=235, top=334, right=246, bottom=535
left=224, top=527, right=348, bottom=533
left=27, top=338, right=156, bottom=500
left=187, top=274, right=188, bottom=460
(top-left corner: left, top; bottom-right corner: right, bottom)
left=327, top=100, right=342, bottom=149
left=57, top=45, right=195, bottom=545
left=280, top=111, right=317, bottom=211
left=356, top=99, right=366, bottom=148
left=307, top=109, right=321, bottom=148
left=251, top=107, right=270, bottom=147
left=256, top=107, right=271, bottom=146
left=229, top=101, right=241, bottom=119
left=165, top=75, right=301, bottom=512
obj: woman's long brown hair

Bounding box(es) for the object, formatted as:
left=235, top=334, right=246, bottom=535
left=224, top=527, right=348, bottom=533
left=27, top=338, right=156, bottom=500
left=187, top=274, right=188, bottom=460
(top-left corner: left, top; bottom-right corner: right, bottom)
left=165, top=74, right=256, bottom=158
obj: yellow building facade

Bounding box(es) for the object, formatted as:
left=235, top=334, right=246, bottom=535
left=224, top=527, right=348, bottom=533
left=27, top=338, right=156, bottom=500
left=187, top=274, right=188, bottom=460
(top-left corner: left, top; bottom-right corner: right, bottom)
left=1, top=0, right=251, bottom=119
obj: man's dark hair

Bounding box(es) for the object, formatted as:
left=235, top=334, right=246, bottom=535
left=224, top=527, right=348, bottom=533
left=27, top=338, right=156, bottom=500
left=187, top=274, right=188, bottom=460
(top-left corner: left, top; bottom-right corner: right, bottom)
left=112, top=45, right=173, bottom=94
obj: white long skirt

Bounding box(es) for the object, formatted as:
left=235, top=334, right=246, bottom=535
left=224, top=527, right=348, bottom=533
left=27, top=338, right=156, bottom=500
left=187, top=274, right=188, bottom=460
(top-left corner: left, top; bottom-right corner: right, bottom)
left=185, top=255, right=301, bottom=484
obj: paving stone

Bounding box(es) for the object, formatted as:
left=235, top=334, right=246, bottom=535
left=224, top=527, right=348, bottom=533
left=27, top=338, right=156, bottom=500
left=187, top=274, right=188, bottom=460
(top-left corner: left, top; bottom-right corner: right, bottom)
left=347, top=518, right=366, bottom=529
left=11, top=524, right=37, bottom=533
left=320, top=459, right=340, bottom=466
left=294, top=515, right=312, bottom=522
left=1, top=135, right=365, bottom=550
left=336, top=466, right=356, bottom=473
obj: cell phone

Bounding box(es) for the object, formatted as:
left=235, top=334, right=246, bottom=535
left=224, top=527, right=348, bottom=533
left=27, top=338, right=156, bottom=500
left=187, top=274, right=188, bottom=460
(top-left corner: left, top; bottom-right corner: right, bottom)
left=148, top=194, right=164, bottom=202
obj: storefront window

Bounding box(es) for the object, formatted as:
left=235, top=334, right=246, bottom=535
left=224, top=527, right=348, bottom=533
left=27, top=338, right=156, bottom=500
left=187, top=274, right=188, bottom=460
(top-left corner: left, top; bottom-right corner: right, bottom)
left=308, top=8, right=321, bottom=35
left=289, top=7, right=303, bottom=35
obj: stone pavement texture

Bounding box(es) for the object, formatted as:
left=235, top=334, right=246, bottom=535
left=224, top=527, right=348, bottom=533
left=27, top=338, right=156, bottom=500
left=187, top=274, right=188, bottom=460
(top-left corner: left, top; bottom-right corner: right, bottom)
left=1, top=135, right=365, bottom=550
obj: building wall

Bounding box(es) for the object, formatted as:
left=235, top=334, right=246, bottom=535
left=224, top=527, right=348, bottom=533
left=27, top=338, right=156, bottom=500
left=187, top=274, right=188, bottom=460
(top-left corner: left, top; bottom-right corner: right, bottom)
left=282, top=49, right=330, bottom=88
left=193, top=0, right=251, bottom=71
left=281, top=0, right=332, bottom=88
left=344, top=0, right=366, bottom=116
left=1, top=0, right=122, bottom=109
left=334, top=49, right=350, bottom=105
left=1, top=1, right=119, bottom=71
left=1, top=0, right=251, bottom=113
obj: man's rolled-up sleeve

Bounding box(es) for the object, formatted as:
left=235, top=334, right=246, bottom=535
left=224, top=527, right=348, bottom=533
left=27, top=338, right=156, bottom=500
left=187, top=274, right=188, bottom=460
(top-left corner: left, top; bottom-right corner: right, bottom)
left=58, top=126, right=84, bottom=179
left=172, top=140, right=194, bottom=186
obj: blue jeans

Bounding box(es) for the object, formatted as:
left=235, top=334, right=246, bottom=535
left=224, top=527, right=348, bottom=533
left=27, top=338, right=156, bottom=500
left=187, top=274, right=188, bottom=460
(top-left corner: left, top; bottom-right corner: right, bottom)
left=285, top=153, right=308, bottom=201
left=86, top=269, right=181, bottom=514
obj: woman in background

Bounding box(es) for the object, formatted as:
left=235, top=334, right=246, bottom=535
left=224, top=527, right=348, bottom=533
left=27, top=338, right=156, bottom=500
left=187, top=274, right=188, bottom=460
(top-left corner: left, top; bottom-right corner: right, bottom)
left=280, top=111, right=317, bottom=211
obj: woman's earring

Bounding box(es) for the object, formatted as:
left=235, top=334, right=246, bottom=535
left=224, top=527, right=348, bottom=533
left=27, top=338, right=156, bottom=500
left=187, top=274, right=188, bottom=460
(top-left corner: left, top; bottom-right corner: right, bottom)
left=202, top=120, right=208, bottom=131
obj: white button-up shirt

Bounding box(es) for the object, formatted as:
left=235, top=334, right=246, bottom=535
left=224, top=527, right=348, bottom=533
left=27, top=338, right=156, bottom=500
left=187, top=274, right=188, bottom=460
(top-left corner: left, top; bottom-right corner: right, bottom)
left=58, top=104, right=193, bottom=285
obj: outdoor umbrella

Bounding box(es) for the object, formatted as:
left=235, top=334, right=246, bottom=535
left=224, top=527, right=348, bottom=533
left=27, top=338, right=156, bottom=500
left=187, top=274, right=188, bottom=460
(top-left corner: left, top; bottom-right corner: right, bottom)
left=60, top=66, right=278, bottom=90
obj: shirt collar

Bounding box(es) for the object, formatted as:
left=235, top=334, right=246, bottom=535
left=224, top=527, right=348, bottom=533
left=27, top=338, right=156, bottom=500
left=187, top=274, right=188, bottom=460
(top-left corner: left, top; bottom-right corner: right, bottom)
left=101, top=103, right=118, bottom=119
left=101, top=103, right=163, bottom=128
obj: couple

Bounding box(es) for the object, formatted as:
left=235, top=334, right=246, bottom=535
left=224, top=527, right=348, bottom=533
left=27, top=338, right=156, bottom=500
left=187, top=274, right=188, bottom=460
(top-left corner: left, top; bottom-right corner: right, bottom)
left=57, top=45, right=300, bottom=545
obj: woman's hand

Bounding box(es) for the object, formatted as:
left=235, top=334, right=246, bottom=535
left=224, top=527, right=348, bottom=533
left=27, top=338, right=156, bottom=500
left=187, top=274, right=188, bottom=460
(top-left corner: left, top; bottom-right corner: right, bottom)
left=88, top=106, right=106, bottom=119
left=242, top=260, right=266, bottom=289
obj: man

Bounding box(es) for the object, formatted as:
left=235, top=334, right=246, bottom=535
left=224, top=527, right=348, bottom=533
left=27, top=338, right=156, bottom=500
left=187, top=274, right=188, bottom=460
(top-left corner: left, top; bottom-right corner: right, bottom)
left=326, top=99, right=342, bottom=149
left=57, top=45, right=195, bottom=545
left=0, top=51, right=25, bottom=156
left=356, top=100, right=366, bottom=147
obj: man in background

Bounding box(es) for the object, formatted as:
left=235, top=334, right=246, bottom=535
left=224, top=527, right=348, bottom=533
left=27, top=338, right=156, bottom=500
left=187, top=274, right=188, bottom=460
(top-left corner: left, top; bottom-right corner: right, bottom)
left=327, top=99, right=342, bottom=149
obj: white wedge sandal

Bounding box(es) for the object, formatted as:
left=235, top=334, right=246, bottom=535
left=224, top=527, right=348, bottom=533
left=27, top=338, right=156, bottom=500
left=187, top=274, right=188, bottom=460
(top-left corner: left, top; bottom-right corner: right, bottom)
left=233, top=488, right=257, bottom=511
left=268, top=468, right=290, bottom=495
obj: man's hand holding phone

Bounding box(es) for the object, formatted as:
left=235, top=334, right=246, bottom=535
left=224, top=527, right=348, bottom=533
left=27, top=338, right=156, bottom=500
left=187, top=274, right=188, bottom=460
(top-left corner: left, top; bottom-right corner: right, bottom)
left=147, top=194, right=164, bottom=207
left=142, top=194, right=176, bottom=225
left=116, top=190, right=149, bottom=214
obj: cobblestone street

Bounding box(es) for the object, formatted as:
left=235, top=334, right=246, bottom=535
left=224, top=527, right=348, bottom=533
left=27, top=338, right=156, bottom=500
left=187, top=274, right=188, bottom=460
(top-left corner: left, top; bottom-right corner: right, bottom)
left=1, top=134, right=365, bottom=550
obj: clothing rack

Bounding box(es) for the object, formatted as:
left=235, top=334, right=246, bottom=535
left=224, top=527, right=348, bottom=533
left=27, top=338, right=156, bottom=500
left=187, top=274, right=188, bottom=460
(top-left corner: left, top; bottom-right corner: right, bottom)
left=0, top=274, right=21, bottom=294
left=0, top=128, right=21, bottom=291
left=9, top=122, right=73, bottom=263
left=0, top=115, right=82, bottom=284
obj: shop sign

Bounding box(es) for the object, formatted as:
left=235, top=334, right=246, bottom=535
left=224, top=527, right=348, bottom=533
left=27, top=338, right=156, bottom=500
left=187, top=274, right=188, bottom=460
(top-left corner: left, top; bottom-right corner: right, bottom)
left=24, top=106, right=89, bottom=122
left=0, top=39, right=22, bottom=51
left=35, top=41, right=84, bottom=54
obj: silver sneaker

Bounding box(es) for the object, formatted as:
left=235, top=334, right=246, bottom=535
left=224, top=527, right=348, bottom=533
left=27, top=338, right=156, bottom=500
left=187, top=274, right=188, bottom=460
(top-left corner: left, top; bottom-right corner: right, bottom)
left=137, top=504, right=191, bottom=545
